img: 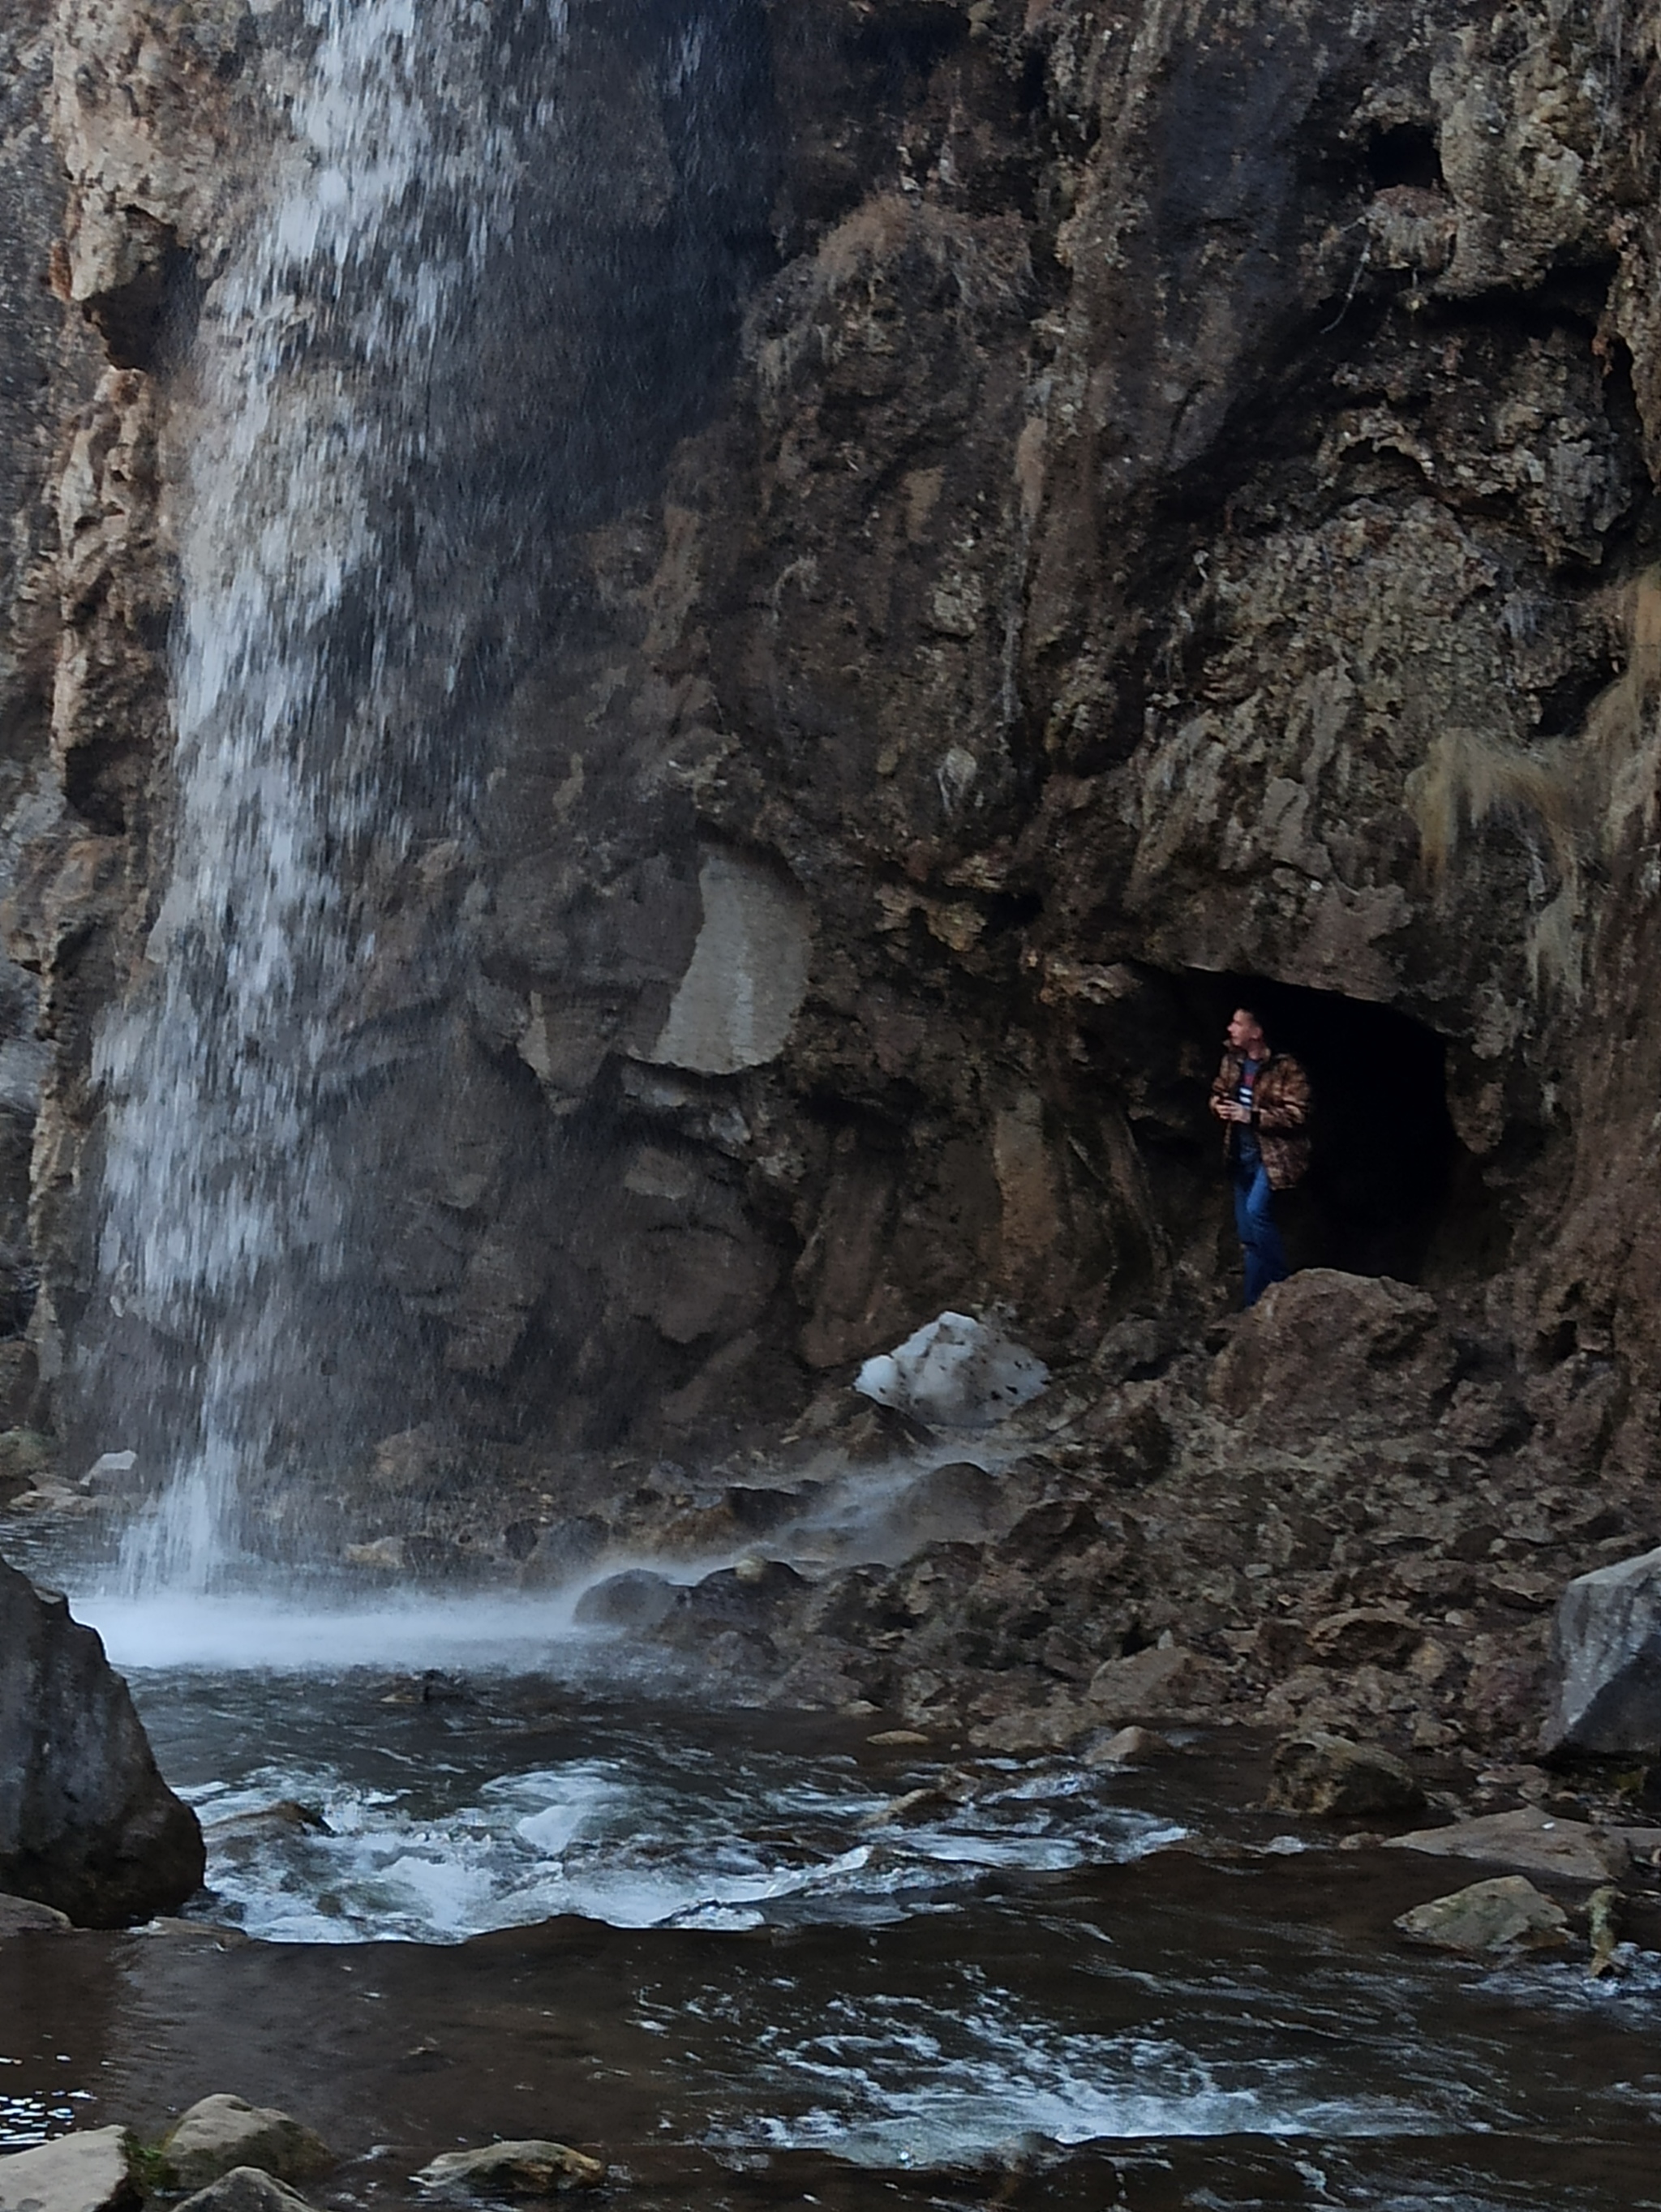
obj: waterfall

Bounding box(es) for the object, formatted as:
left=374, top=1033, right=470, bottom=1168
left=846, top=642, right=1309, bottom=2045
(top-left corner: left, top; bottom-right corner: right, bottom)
left=92, top=0, right=564, bottom=1589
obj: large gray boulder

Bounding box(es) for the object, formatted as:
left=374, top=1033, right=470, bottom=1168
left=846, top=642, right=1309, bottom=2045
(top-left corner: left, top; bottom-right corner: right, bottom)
left=160, top=2101, right=333, bottom=2193
left=0, top=1554, right=204, bottom=1925
left=1543, top=1545, right=1661, bottom=1756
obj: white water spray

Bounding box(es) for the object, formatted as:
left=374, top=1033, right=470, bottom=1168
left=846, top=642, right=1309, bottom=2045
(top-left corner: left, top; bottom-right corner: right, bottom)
left=92, top=0, right=562, bottom=1589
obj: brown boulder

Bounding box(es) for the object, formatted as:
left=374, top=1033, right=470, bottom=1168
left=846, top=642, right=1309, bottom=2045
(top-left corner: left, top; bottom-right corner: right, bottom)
left=1395, top=1875, right=1572, bottom=1956
left=1086, top=1644, right=1223, bottom=1723
left=1266, top=1731, right=1426, bottom=1818
left=412, top=2143, right=605, bottom=2197
left=1210, top=1273, right=1455, bottom=1439
left=1384, top=1805, right=1629, bottom=1884
left=1308, top=1607, right=1421, bottom=1669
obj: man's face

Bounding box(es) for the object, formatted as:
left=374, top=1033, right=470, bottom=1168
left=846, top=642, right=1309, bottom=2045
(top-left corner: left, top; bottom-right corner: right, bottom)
left=1227, top=1008, right=1264, bottom=1053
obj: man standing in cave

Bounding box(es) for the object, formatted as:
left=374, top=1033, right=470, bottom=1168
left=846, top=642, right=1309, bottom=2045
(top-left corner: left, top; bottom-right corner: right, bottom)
left=1209, top=1005, right=1312, bottom=1308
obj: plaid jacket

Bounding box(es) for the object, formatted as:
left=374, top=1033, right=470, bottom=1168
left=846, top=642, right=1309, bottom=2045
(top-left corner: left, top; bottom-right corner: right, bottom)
left=1210, top=1048, right=1312, bottom=1191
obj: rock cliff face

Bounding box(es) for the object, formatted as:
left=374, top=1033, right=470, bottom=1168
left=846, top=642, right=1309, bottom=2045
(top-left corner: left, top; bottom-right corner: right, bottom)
left=1, top=0, right=1659, bottom=1541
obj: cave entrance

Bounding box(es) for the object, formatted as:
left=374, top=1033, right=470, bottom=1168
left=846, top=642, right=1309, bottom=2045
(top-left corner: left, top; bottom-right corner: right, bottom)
left=1186, top=973, right=1459, bottom=1283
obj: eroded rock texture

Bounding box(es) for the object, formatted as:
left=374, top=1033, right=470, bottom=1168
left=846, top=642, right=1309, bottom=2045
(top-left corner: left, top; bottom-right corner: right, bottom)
left=2, top=0, right=1660, bottom=1525
left=0, top=1551, right=204, bottom=1923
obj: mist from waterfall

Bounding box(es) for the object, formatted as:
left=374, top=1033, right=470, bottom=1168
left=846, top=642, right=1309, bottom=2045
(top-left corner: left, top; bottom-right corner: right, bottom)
left=92, top=0, right=566, bottom=1590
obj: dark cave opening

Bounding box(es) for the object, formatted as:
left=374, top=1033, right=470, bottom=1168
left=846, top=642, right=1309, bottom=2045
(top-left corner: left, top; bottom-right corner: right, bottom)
left=1364, top=122, right=1444, bottom=193
left=1183, top=972, right=1461, bottom=1284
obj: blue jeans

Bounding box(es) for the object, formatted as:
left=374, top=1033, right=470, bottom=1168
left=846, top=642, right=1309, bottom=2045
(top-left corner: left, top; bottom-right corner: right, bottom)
left=1233, top=1164, right=1290, bottom=1307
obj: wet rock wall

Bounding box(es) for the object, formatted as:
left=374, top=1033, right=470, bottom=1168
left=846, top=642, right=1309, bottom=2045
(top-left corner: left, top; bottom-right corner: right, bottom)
left=3, top=0, right=1661, bottom=1511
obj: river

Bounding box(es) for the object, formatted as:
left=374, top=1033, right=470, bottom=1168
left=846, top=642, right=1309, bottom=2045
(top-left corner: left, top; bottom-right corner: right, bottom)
left=4, top=1571, right=1660, bottom=2211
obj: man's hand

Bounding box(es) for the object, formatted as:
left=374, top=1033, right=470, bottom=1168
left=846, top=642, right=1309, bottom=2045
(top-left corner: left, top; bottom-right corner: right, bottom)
left=1217, top=1100, right=1253, bottom=1124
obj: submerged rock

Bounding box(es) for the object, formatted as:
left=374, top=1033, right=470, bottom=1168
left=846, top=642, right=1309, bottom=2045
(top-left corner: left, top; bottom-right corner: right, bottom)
left=204, top=1803, right=330, bottom=1863
left=0, top=1554, right=204, bottom=1925
left=160, top=2098, right=333, bottom=2192
left=1266, top=1732, right=1426, bottom=1819
left=1543, top=1544, right=1661, bottom=1756
left=0, top=2129, right=137, bottom=2212
left=1395, top=1875, right=1572, bottom=1956
left=413, top=2142, right=606, bottom=2196
left=855, top=1312, right=1048, bottom=1430
left=175, top=2174, right=317, bottom=2212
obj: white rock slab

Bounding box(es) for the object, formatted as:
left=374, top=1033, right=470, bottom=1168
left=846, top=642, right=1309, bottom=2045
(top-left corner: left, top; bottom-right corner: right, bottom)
left=0, top=2128, right=134, bottom=2212
left=855, top=1310, right=1048, bottom=1430
left=647, top=851, right=809, bottom=1075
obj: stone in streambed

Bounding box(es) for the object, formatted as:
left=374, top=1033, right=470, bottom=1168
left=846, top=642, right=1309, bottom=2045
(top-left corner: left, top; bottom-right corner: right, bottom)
left=0, top=2128, right=138, bottom=2212
left=1084, top=1725, right=1172, bottom=1768
left=160, top=2099, right=334, bottom=2192
left=0, top=1553, right=204, bottom=1925
left=413, top=2142, right=606, bottom=2196
left=1384, top=1805, right=1629, bottom=1884
left=0, top=1890, right=72, bottom=1933
left=175, top=2173, right=318, bottom=2212
left=1394, top=1875, right=1571, bottom=1955
left=203, top=1803, right=330, bottom=1863
left=1543, top=1543, right=1661, bottom=1756
left=1265, top=1732, right=1426, bottom=1818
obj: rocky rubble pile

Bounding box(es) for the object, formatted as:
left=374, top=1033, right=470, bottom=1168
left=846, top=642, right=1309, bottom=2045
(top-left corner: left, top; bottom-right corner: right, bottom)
left=548, top=1271, right=1659, bottom=1771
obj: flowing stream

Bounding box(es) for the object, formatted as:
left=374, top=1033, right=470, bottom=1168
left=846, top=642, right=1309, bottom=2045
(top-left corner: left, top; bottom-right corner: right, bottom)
left=10, top=1580, right=1661, bottom=2209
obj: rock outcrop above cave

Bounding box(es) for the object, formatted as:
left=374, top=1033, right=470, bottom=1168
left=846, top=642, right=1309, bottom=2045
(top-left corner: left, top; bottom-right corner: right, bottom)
left=0, top=1552, right=203, bottom=1923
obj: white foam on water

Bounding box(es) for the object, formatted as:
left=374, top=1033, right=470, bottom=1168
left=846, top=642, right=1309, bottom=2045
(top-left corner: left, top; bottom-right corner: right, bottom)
left=720, top=2000, right=1442, bottom=2166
